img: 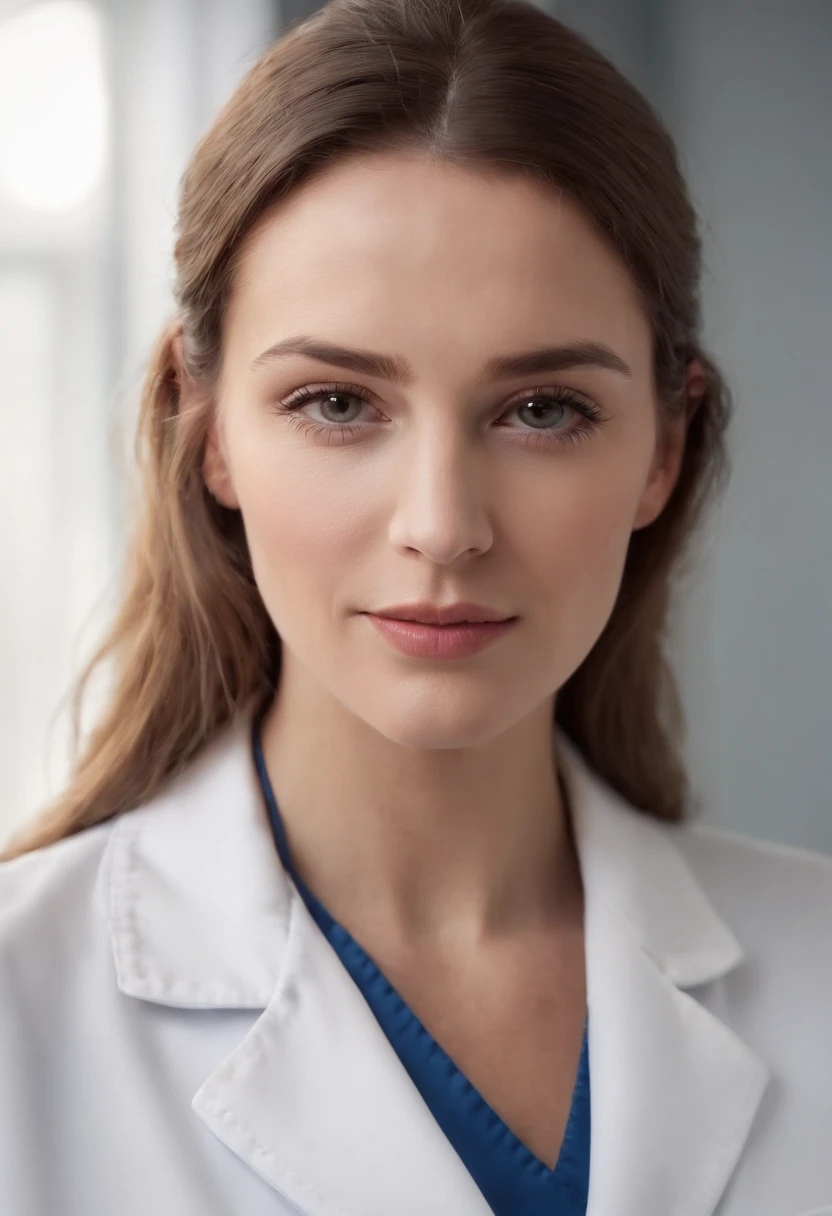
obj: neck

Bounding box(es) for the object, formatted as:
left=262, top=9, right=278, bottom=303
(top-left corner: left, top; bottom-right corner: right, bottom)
left=258, top=663, right=583, bottom=959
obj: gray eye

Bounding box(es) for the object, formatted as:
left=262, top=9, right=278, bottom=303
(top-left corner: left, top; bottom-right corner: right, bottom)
left=317, top=393, right=365, bottom=423
left=513, top=398, right=570, bottom=429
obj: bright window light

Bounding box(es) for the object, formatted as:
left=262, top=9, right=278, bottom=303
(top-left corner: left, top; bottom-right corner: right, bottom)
left=0, top=1, right=108, bottom=213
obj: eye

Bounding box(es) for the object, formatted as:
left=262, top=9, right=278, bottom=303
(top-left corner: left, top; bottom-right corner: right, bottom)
left=498, top=386, right=609, bottom=447
left=277, top=382, right=372, bottom=423
left=301, top=390, right=367, bottom=426
left=502, top=389, right=599, bottom=432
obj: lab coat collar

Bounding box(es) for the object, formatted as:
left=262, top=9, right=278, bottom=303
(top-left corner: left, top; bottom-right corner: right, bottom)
left=102, top=708, right=769, bottom=1216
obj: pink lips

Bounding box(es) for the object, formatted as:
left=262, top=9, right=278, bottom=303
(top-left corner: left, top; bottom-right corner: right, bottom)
left=363, top=613, right=518, bottom=659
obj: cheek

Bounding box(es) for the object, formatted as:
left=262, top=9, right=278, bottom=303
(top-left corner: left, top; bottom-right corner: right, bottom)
left=510, top=455, right=645, bottom=665
left=233, top=441, right=371, bottom=622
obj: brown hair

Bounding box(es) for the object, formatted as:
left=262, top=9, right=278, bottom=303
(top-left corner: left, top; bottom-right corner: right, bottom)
left=2, top=0, right=731, bottom=861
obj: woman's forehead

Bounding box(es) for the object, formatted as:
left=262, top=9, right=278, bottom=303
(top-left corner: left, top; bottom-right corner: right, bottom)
left=227, top=153, right=651, bottom=375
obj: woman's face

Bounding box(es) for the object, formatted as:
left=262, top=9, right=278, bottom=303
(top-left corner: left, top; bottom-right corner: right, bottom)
left=204, top=151, right=688, bottom=749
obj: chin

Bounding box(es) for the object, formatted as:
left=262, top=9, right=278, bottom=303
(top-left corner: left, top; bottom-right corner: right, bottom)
left=359, top=698, right=518, bottom=752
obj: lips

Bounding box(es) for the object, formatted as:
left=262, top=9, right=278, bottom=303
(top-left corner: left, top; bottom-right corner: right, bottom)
left=369, top=602, right=513, bottom=627
left=399, top=616, right=495, bottom=625
left=364, top=613, right=518, bottom=660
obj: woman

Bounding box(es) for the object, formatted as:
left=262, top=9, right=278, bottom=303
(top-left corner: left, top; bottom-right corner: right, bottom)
left=1, top=0, right=830, bottom=1213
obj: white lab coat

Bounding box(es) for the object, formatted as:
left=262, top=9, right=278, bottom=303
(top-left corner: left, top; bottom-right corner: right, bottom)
left=1, top=709, right=831, bottom=1216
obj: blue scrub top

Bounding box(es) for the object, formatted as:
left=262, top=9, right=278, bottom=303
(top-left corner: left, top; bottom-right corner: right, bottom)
left=253, top=719, right=591, bottom=1214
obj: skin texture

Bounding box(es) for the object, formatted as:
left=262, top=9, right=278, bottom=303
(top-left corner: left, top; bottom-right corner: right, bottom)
left=200, top=150, right=703, bottom=963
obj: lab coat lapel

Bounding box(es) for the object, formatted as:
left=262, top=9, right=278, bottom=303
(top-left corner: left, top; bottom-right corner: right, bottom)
left=107, top=711, right=770, bottom=1216
left=559, top=731, right=770, bottom=1216
left=107, top=709, right=492, bottom=1215
left=192, top=884, right=494, bottom=1216
left=581, top=897, right=768, bottom=1216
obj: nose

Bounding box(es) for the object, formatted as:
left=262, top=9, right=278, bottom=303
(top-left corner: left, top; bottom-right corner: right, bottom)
left=386, top=433, right=494, bottom=565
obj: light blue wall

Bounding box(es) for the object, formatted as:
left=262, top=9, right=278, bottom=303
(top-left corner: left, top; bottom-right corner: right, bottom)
left=555, top=1, right=831, bottom=852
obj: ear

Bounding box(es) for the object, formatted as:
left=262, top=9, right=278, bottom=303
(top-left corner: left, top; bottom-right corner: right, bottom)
left=632, top=357, right=707, bottom=532
left=170, top=330, right=240, bottom=510
left=202, top=416, right=240, bottom=509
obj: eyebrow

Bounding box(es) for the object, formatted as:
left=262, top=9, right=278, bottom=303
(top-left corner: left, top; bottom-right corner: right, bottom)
left=249, top=334, right=632, bottom=384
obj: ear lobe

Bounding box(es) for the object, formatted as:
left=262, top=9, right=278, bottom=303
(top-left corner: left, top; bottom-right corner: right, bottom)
left=632, top=454, right=679, bottom=531
left=202, top=419, right=240, bottom=509
left=632, top=409, right=688, bottom=532
left=632, top=358, right=707, bottom=532
left=168, top=328, right=240, bottom=510
left=170, top=328, right=186, bottom=378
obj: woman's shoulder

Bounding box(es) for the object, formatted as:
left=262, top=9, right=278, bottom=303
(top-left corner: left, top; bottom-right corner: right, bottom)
left=669, top=815, right=832, bottom=969
left=672, top=814, right=832, bottom=894
left=0, top=820, right=117, bottom=976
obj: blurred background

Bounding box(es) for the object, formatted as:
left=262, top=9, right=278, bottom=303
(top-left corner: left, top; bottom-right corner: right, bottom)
left=0, top=0, right=829, bottom=852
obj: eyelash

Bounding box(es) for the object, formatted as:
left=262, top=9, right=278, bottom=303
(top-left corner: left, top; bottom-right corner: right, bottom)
left=272, top=380, right=609, bottom=449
